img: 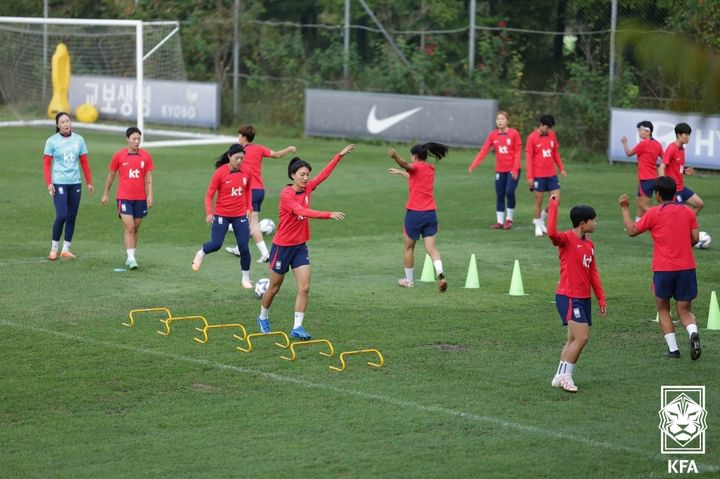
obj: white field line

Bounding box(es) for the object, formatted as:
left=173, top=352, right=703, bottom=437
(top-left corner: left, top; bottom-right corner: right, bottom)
left=1, top=320, right=717, bottom=473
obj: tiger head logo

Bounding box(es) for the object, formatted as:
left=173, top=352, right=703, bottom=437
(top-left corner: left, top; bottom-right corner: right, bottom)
left=658, top=393, right=707, bottom=447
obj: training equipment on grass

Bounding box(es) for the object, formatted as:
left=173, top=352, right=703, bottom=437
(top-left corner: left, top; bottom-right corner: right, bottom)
left=254, top=278, right=270, bottom=299
left=420, top=254, right=434, bottom=282
left=695, top=231, right=711, bottom=249
left=194, top=322, right=248, bottom=344
left=508, top=260, right=525, bottom=296
left=259, top=218, right=276, bottom=235
left=708, top=291, right=720, bottom=330
left=329, top=349, right=384, bottom=372
left=157, top=315, right=208, bottom=336
left=124, top=307, right=173, bottom=327
left=236, top=331, right=290, bottom=353
left=281, top=339, right=335, bottom=361
left=464, top=253, right=479, bottom=289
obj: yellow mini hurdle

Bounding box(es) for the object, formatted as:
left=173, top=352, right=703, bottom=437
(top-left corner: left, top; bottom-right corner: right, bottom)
left=194, top=323, right=248, bottom=344
left=329, top=349, right=384, bottom=372
left=124, top=307, right=172, bottom=327
left=281, top=339, right=334, bottom=361
left=157, top=315, right=209, bottom=336
left=236, top=331, right=290, bottom=353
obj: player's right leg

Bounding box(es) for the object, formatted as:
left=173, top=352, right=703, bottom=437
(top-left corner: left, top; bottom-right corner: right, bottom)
left=655, top=295, right=680, bottom=358
left=192, top=216, right=229, bottom=271
left=49, top=184, right=68, bottom=260
left=258, top=260, right=287, bottom=333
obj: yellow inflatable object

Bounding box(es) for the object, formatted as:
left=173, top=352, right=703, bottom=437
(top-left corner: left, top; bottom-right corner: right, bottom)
left=47, top=43, right=71, bottom=119
left=75, top=103, right=99, bottom=123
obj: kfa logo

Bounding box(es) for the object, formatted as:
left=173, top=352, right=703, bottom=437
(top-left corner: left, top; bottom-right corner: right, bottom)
left=542, top=149, right=552, bottom=158
left=129, top=169, right=140, bottom=178
left=231, top=186, right=243, bottom=196
left=659, top=386, right=706, bottom=474
left=498, top=145, right=509, bottom=154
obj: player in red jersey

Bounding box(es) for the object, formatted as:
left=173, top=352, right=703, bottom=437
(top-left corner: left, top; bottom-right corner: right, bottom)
left=525, top=115, right=566, bottom=237
left=659, top=122, right=704, bottom=216
left=101, top=127, right=154, bottom=269
left=388, top=142, right=449, bottom=293
left=547, top=195, right=606, bottom=393
left=256, top=144, right=354, bottom=340
left=191, top=144, right=254, bottom=289
left=619, top=176, right=701, bottom=360
left=468, top=111, right=523, bottom=229
left=225, top=125, right=296, bottom=262
left=620, top=120, right=664, bottom=220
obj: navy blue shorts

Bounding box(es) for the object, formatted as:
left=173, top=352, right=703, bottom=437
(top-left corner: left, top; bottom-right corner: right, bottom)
left=268, top=243, right=310, bottom=275
left=251, top=189, right=265, bottom=212
left=556, top=294, right=592, bottom=326
left=637, top=179, right=655, bottom=198
left=675, top=187, right=695, bottom=204
left=532, top=175, right=560, bottom=192
left=117, top=199, right=148, bottom=218
left=653, top=269, right=697, bottom=301
left=404, top=210, right=438, bottom=241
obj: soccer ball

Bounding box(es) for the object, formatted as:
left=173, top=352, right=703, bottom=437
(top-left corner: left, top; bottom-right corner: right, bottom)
left=695, top=231, right=712, bottom=249
left=254, top=278, right=270, bottom=299
left=259, top=218, right=276, bottom=235
left=75, top=103, right=99, bottom=123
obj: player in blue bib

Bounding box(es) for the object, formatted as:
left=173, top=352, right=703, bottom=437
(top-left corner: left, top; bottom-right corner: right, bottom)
left=42, top=112, right=93, bottom=260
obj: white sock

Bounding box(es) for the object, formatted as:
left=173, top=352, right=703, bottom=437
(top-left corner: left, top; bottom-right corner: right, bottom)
left=532, top=218, right=541, bottom=225
left=433, top=259, right=444, bottom=276
left=51, top=241, right=59, bottom=251
left=196, top=249, right=206, bottom=258
left=686, top=323, right=698, bottom=337
left=256, top=241, right=269, bottom=257
left=242, top=270, right=250, bottom=282
left=555, top=360, right=565, bottom=376
left=404, top=268, right=414, bottom=282
left=293, top=311, right=304, bottom=329
left=62, top=241, right=71, bottom=252
left=664, top=333, right=679, bottom=352
left=259, top=306, right=269, bottom=320
left=127, top=248, right=136, bottom=261
left=506, top=208, right=514, bottom=221
left=565, top=362, right=575, bottom=376
left=496, top=211, right=505, bottom=224
left=541, top=209, right=547, bottom=222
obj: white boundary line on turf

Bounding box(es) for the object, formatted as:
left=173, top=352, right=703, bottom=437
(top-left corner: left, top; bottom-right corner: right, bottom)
left=1, top=320, right=717, bottom=473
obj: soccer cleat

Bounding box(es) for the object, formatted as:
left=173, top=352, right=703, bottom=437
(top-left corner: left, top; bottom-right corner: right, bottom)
left=60, top=251, right=77, bottom=259
left=551, top=375, right=562, bottom=388
left=126, top=258, right=139, bottom=270
left=664, top=349, right=681, bottom=359
left=490, top=222, right=503, bottom=229
left=690, top=333, right=701, bottom=361
left=438, top=272, right=448, bottom=293
left=241, top=280, right=253, bottom=289
left=257, top=316, right=271, bottom=334
left=291, top=326, right=312, bottom=340
left=534, top=224, right=544, bottom=237
left=256, top=254, right=270, bottom=263
left=398, top=278, right=414, bottom=288
left=541, top=222, right=548, bottom=234
left=225, top=246, right=241, bottom=257
left=191, top=251, right=204, bottom=271
left=48, top=250, right=58, bottom=261
left=559, top=375, right=578, bottom=393
left=503, top=219, right=513, bottom=230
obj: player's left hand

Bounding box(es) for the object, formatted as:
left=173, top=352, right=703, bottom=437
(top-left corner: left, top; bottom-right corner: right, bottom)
left=339, top=144, right=354, bottom=156
left=511, top=172, right=518, bottom=180
left=560, top=170, right=567, bottom=177
left=599, top=306, right=607, bottom=317
left=147, top=195, right=154, bottom=208
left=685, top=167, right=694, bottom=176
left=87, top=184, right=94, bottom=194
left=618, top=194, right=630, bottom=208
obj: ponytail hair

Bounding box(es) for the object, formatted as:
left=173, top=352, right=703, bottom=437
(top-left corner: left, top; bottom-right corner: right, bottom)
left=215, top=143, right=245, bottom=169
left=288, top=156, right=312, bottom=179
left=410, top=142, right=449, bottom=161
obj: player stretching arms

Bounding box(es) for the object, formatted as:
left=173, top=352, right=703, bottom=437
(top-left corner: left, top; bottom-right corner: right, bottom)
left=525, top=114, right=566, bottom=237
left=619, top=176, right=701, bottom=360
left=468, top=110, right=522, bottom=229
left=620, top=120, right=663, bottom=220
left=101, top=127, right=154, bottom=269
left=659, top=122, right=704, bottom=216
left=256, top=145, right=354, bottom=340
left=389, top=142, right=449, bottom=292
left=225, top=125, right=296, bottom=261
left=43, top=112, right=93, bottom=260
left=547, top=195, right=607, bottom=393
left=192, top=144, right=254, bottom=289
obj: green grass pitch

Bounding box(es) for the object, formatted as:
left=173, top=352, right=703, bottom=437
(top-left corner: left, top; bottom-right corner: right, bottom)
left=0, top=126, right=718, bottom=477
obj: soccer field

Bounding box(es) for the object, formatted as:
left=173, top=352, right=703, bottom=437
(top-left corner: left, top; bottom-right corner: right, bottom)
left=1, top=126, right=718, bottom=478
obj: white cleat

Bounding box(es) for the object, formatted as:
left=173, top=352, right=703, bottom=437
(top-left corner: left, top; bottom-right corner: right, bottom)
left=398, top=278, right=414, bottom=288
left=559, top=375, right=578, bottom=393
left=551, top=375, right=562, bottom=388
left=535, top=224, right=544, bottom=237
left=241, top=280, right=253, bottom=289
left=256, top=254, right=270, bottom=263
left=225, top=246, right=241, bottom=257
left=192, top=250, right=204, bottom=271
left=541, top=222, right=548, bottom=234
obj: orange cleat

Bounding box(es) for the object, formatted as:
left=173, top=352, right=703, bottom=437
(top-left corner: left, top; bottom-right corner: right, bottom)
left=503, top=219, right=513, bottom=230
left=60, top=251, right=77, bottom=259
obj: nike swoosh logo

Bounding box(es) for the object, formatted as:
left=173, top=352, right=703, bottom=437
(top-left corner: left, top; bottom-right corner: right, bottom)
left=366, top=105, right=422, bottom=134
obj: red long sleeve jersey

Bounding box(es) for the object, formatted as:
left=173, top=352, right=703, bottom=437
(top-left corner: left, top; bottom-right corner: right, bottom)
left=632, top=138, right=663, bottom=181
left=204, top=165, right=252, bottom=217
left=469, top=128, right=522, bottom=174
left=547, top=199, right=606, bottom=307
left=525, top=130, right=564, bottom=180
left=662, top=142, right=686, bottom=191
left=272, top=154, right=342, bottom=246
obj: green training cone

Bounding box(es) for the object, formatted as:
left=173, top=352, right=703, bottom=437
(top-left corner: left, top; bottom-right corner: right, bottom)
left=508, top=260, right=525, bottom=296
left=464, top=254, right=479, bottom=289
left=708, top=291, right=720, bottom=330
left=420, top=254, right=435, bottom=282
